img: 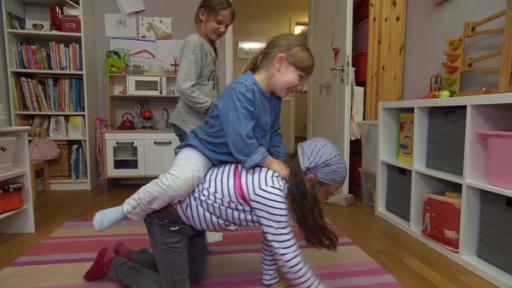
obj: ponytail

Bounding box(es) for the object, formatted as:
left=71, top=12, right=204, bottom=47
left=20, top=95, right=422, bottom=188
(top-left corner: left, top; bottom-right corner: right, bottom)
left=244, top=33, right=314, bottom=75
left=286, top=153, right=338, bottom=251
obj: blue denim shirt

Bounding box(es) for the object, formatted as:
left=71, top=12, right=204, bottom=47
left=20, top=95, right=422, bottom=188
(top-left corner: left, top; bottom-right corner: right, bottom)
left=176, top=71, right=285, bottom=169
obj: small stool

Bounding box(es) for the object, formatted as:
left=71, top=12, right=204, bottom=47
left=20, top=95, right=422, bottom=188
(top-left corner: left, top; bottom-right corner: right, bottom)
left=30, top=160, right=50, bottom=200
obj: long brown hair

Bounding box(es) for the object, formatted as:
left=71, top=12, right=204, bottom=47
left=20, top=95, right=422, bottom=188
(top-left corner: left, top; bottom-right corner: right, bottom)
left=245, top=33, right=314, bottom=75
left=286, top=152, right=338, bottom=251
left=195, top=0, right=236, bottom=25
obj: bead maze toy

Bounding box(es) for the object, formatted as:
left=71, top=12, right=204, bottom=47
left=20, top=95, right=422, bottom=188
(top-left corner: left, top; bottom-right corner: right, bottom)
left=439, top=0, right=512, bottom=97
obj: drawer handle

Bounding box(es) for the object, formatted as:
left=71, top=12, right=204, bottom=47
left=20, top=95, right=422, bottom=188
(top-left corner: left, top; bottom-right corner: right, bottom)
left=153, top=140, right=172, bottom=145
left=115, top=141, right=134, bottom=146
left=0, top=146, right=6, bottom=152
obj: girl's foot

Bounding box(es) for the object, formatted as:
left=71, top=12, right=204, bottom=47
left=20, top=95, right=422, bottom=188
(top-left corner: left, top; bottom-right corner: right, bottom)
left=113, top=242, right=135, bottom=261
left=83, top=247, right=115, bottom=281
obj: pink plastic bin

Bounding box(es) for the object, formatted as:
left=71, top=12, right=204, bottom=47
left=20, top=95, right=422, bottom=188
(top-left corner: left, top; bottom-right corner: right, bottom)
left=478, top=130, right=512, bottom=189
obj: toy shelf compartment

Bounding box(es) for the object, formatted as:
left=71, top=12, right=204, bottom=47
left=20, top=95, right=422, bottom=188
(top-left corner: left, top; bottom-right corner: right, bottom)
left=413, top=106, right=467, bottom=177
left=377, top=162, right=412, bottom=228
left=379, top=107, right=414, bottom=168
left=466, top=104, right=512, bottom=193
left=411, top=172, right=463, bottom=232
left=462, top=186, right=512, bottom=282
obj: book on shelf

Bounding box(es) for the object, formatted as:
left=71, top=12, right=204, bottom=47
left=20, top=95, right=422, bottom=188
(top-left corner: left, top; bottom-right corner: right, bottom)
left=6, top=12, right=25, bottom=30
left=49, top=116, right=67, bottom=138
left=12, top=76, right=84, bottom=112
left=67, top=116, right=85, bottom=138
left=70, top=142, right=87, bottom=180
left=14, top=40, right=82, bottom=71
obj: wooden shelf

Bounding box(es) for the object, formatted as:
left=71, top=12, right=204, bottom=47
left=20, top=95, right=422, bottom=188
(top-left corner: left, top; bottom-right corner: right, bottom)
left=107, top=73, right=177, bottom=77
left=0, top=168, right=26, bottom=182
left=0, top=205, right=29, bottom=221
left=4, top=0, right=96, bottom=192
left=110, top=94, right=179, bottom=98
left=9, top=69, right=83, bottom=75
left=6, top=29, right=82, bottom=40
left=13, top=111, right=86, bottom=115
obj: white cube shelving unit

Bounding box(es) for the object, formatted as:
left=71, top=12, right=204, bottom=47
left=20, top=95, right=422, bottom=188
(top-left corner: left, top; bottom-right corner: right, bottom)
left=377, top=93, right=512, bottom=287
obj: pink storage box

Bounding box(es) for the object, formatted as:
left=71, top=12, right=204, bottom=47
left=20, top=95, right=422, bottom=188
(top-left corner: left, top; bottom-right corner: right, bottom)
left=60, top=16, right=81, bottom=33
left=478, top=130, right=512, bottom=189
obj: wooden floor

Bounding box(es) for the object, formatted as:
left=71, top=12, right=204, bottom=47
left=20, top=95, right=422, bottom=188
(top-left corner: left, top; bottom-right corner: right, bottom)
left=0, top=186, right=497, bottom=287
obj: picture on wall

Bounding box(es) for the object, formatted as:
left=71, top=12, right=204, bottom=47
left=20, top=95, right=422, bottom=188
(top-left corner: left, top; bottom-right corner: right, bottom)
left=105, top=14, right=137, bottom=37
left=139, top=17, right=172, bottom=40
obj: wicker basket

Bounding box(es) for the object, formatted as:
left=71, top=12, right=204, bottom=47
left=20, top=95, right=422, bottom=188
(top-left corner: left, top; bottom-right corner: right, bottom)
left=48, top=141, right=70, bottom=178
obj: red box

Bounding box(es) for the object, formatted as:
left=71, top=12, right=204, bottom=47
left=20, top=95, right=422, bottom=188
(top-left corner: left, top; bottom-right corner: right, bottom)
left=0, top=190, right=24, bottom=214
left=422, top=193, right=461, bottom=251
left=353, top=50, right=367, bottom=84
left=349, top=155, right=362, bottom=187
left=60, top=16, right=81, bottom=33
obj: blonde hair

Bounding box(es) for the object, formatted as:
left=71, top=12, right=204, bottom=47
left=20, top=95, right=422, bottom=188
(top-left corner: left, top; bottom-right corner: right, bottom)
left=195, top=0, right=236, bottom=25
left=245, top=33, right=314, bottom=75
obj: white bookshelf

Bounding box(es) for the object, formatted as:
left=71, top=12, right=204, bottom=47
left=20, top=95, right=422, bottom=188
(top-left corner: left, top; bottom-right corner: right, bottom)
left=377, top=93, right=512, bottom=287
left=2, top=0, right=97, bottom=190
left=0, top=127, right=34, bottom=233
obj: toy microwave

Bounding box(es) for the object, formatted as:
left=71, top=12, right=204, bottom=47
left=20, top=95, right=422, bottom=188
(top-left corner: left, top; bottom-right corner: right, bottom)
left=127, top=76, right=166, bottom=96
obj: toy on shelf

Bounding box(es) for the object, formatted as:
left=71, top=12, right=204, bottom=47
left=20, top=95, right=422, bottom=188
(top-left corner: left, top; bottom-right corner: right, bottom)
left=118, top=112, right=136, bottom=130
left=422, top=192, right=461, bottom=252
left=104, top=50, right=128, bottom=74
left=397, top=112, right=414, bottom=164
left=135, top=101, right=155, bottom=129
left=440, top=37, right=462, bottom=98
left=443, top=1, right=512, bottom=96
left=424, top=73, right=441, bottom=99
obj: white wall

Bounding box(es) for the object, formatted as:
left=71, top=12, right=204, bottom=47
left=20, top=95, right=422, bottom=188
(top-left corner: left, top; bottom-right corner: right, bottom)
left=93, top=0, right=228, bottom=117
left=403, top=0, right=507, bottom=99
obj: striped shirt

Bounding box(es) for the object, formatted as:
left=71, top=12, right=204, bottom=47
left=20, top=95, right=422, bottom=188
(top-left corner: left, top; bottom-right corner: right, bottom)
left=176, top=164, right=324, bottom=288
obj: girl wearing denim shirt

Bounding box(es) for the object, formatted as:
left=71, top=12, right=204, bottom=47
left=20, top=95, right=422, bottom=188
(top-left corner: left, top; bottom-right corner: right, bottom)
left=94, top=33, right=314, bottom=233
left=84, top=138, right=347, bottom=288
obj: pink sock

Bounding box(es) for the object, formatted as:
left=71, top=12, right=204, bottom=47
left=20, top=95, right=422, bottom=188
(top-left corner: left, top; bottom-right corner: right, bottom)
left=113, top=242, right=135, bottom=261
left=83, top=247, right=115, bottom=281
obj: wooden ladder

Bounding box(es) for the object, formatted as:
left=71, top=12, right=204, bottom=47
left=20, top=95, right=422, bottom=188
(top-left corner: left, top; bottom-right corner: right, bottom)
left=455, top=0, right=512, bottom=96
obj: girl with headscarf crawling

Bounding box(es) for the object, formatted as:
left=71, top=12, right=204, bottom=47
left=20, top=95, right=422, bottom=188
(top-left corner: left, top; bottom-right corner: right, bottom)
left=84, top=137, right=347, bottom=288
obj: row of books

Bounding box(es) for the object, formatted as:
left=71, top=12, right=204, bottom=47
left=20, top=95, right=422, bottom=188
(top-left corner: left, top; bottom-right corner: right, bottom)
left=17, top=116, right=85, bottom=139
left=14, top=40, right=82, bottom=71
left=11, top=77, right=84, bottom=112
left=70, top=142, right=87, bottom=180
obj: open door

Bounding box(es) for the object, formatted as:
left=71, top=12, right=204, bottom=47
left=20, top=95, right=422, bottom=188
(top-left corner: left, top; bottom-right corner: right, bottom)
left=308, top=0, right=352, bottom=203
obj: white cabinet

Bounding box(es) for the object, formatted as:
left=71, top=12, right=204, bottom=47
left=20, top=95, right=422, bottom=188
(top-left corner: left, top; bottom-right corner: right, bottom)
left=0, top=127, right=34, bottom=233
left=2, top=0, right=97, bottom=191
left=105, top=131, right=178, bottom=177
left=377, top=93, right=512, bottom=287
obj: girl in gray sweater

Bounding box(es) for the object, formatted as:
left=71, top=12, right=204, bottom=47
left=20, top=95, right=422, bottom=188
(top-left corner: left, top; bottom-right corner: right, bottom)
left=169, top=0, right=235, bottom=141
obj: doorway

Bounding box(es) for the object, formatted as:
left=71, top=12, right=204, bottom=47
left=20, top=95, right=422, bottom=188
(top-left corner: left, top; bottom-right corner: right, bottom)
left=230, top=0, right=309, bottom=152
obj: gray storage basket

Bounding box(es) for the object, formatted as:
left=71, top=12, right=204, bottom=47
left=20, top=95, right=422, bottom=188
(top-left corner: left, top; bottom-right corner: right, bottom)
left=477, top=191, right=512, bottom=274
left=426, top=107, right=466, bottom=175
left=385, top=166, right=411, bottom=222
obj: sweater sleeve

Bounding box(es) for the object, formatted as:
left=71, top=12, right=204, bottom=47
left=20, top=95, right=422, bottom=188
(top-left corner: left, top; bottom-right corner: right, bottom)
left=252, top=176, right=324, bottom=288
left=175, top=37, right=214, bottom=114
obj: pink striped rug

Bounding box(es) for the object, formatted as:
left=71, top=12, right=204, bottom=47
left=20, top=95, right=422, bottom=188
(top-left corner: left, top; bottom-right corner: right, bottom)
left=0, top=220, right=402, bottom=287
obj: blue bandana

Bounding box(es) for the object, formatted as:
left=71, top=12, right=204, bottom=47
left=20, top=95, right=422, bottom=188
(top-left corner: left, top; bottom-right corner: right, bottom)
left=297, top=137, right=347, bottom=185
